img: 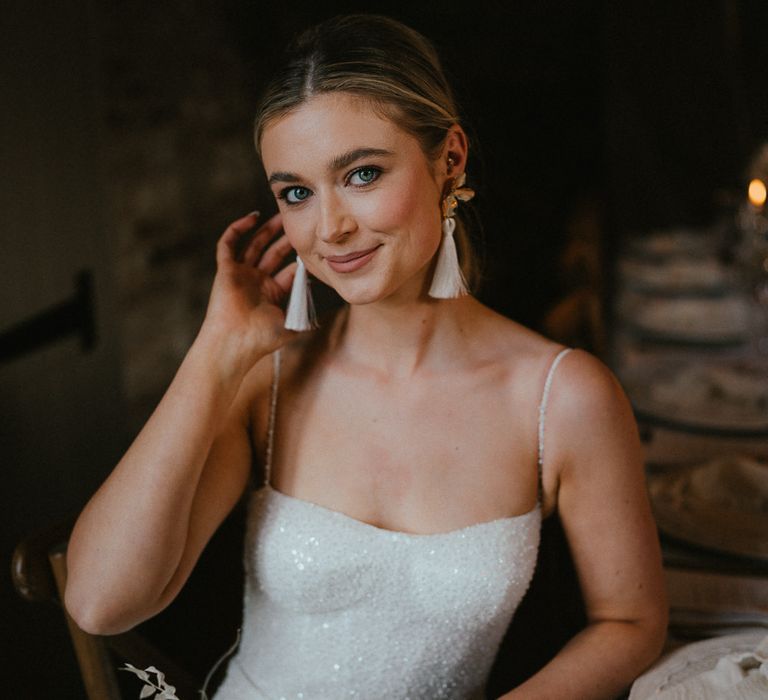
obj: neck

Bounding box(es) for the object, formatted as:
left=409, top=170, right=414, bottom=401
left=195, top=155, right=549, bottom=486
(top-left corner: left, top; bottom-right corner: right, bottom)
left=330, top=294, right=478, bottom=378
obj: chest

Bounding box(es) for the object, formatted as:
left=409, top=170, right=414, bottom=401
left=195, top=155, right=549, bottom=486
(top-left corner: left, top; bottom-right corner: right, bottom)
left=260, top=364, right=541, bottom=532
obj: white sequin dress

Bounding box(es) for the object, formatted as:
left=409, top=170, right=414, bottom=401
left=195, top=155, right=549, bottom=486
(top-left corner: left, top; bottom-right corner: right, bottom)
left=213, top=348, right=571, bottom=700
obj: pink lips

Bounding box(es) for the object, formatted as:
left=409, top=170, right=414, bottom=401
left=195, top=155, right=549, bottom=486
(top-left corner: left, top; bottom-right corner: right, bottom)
left=325, top=245, right=381, bottom=273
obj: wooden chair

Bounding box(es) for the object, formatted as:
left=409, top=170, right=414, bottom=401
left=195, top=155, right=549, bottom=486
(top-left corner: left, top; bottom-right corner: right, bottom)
left=12, top=519, right=201, bottom=700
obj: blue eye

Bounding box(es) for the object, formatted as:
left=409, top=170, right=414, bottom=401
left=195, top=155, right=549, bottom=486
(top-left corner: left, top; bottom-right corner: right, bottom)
left=348, top=167, right=381, bottom=186
left=279, top=186, right=312, bottom=205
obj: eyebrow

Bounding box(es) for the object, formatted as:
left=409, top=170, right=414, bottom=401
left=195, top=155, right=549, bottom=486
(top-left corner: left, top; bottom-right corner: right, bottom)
left=267, top=147, right=394, bottom=185
left=329, top=147, right=393, bottom=172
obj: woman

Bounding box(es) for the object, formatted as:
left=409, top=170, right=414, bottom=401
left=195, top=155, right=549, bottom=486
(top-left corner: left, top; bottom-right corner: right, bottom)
left=65, top=14, right=667, bottom=699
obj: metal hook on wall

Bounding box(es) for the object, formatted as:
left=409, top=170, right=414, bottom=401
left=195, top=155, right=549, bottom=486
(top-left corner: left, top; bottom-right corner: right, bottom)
left=0, top=270, right=96, bottom=365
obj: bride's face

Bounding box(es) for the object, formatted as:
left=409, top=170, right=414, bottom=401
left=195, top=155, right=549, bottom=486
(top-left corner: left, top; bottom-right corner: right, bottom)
left=260, top=92, right=451, bottom=305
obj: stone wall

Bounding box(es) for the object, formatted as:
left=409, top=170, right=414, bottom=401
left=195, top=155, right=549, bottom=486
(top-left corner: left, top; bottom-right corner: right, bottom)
left=95, top=2, right=264, bottom=433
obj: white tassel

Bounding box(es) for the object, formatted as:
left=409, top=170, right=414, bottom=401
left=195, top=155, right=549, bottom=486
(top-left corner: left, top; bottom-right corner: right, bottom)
left=429, top=217, right=468, bottom=298
left=284, top=256, right=317, bottom=331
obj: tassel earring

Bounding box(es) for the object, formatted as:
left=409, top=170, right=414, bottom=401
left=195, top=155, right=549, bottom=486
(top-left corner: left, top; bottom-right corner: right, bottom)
left=429, top=167, right=475, bottom=299
left=284, top=256, right=317, bottom=331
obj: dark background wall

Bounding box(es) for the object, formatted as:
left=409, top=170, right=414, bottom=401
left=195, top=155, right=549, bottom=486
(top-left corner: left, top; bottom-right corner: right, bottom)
left=2, top=1, right=766, bottom=697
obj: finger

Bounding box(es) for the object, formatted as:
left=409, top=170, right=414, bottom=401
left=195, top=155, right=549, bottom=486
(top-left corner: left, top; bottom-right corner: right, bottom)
left=261, top=261, right=297, bottom=306
left=273, top=261, right=298, bottom=296
left=216, top=211, right=261, bottom=264
left=242, top=212, right=285, bottom=266
left=242, top=227, right=275, bottom=266
left=257, top=235, right=295, bottom=274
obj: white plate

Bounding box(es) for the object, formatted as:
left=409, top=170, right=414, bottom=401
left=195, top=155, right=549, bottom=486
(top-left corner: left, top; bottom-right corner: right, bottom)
left=620, top=360, right=768, bottom=433
left=618, top=257, right=731, bottom=296
left=630, top=631, right=768, bottom=699
left=627, top=295, right=753, bottom=345
left=648, top=456, right=768, bottom=559
left=624, top=228, right=720, bottom=260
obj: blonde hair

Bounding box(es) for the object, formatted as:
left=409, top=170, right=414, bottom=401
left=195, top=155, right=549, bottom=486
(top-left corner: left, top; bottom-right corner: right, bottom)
left=254, top=14, right=480, bottom=289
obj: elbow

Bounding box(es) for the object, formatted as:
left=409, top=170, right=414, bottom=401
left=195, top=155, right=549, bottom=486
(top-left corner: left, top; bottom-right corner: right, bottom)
left=63, top=554, right=122, bottom=635
left=64, top=568, right=158, bottom=636
left=635, top=604, right=669, bottom=670
left=64, top=571, right=175, bottom=636
left=64, top=584, right=132, bottom=636
left=650, top=606, right=669, bottom=658
left=63, top=548, right=171, bottom=635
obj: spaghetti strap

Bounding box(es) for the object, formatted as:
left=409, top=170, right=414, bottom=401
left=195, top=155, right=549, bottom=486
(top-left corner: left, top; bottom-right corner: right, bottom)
left=264, top=349, right=282, bottom=488
left=536, top=347, right=572, bottom=499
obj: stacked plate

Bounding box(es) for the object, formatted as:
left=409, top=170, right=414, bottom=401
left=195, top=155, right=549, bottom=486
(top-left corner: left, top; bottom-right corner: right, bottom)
left=630, top=631, right=768, bottom=699
left=626, top=295, right=754, bottom=347
left=619, top=360, right=768, bottom=437
left=623, top=228, right=721, bottom=261
left=619, top=257, right=732, bottom=297
left=648, top=455, right=768, bottom=560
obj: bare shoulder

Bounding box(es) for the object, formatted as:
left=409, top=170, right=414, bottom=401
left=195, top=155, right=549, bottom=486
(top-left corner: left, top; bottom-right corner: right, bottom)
left=467, top=303, right=573, bottom=467
left=469, top=300, right=567, bottom=373
left=549, top=349, right=635, bottom=435
left=544, top=348, right=642, bottom=483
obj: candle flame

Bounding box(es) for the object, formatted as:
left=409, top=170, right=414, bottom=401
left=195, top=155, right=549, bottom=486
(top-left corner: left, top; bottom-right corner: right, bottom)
left=748, top=178, right=766, bottom=207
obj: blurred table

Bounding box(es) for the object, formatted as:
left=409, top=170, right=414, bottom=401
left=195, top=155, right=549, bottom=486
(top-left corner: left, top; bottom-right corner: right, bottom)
left=610, top=227, right=768, bottom=464
left=609, top=226, right=768, bottom=651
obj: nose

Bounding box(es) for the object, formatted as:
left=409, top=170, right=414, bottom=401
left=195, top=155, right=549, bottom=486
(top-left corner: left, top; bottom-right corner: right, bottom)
left=316, top=190, right=356, bottom=243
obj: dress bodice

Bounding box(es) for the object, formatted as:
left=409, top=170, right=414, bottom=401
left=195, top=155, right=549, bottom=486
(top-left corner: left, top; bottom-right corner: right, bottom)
left=213, top=485, right=540, bottom=700
left=212, top=347, right=571, bottom=699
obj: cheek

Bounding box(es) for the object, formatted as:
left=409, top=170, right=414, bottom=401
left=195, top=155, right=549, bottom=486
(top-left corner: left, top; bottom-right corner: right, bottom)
left=393, top=175, right=442, bottom=259
left=280, top=211, right=333, bottom=283
left=280, top=213, right=312, bottom=254
left=381, top=182, right=418, bottom=224
left=364, top=173, right=441, bottom=239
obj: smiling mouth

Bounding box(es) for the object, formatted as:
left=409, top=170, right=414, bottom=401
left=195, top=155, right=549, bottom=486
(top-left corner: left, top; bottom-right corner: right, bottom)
left=325, top=245, right=381, bottom=273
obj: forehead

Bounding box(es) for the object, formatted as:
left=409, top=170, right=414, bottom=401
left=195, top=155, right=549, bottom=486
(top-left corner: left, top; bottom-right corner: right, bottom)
left=260, top=93, right=419, bottom=171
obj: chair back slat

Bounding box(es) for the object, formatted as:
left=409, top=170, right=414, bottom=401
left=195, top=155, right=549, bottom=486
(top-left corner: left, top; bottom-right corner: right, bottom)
left=11, top=520, right=72, bottom=602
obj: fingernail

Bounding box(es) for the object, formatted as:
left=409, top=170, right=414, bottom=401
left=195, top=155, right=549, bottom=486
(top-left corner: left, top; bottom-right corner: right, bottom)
left=249, top=210, right=260, bottom=217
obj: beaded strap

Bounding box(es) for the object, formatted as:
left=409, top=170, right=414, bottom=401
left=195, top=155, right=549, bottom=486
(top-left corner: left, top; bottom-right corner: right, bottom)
left=264, top=349, right=281, bottom=487
left=536, top=348, right=572, bottom=498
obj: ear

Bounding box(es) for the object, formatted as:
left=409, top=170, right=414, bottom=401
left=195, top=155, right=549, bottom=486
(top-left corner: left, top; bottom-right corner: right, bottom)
left=439, top=124, right=469, bottom=187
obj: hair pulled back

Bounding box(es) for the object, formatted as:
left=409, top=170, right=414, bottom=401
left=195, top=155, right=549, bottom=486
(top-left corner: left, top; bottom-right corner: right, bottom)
left=254, top=14, right=479, bottom=288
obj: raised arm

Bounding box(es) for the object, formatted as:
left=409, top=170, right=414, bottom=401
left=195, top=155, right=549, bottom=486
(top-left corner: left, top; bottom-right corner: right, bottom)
left=65, top=212, right=296, bottom=635
left=501, top=350, right=668, bottom=700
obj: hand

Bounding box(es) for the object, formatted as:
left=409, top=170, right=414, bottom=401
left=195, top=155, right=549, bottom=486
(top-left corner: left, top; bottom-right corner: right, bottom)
left=199, top=211, right=300, bottom=372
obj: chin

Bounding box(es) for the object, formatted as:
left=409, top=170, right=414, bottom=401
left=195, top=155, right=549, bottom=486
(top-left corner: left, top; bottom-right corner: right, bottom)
left=331, top=276, right=430, bottom=307
left=332, top=282, right=390, bottom=306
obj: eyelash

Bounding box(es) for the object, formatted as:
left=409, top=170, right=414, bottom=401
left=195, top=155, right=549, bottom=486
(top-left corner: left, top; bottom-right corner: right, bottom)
left=277, top=166, right=383, bottom=206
